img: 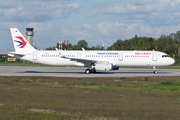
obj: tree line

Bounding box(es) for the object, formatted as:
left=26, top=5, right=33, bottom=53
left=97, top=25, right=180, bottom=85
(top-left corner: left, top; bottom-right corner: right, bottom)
left=46, top=40, right=104, bottom=50
left=46, top=31, right=180, bottom=65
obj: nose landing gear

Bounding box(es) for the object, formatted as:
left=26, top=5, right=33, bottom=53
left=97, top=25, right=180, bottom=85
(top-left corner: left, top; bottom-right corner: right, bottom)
left=153, top=66, right=158, bottom=74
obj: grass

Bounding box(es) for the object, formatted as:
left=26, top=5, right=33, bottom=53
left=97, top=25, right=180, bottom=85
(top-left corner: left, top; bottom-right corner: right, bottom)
left=0, top=62, right=52, bottom=67
left=0, top=76, right=180, bottom=119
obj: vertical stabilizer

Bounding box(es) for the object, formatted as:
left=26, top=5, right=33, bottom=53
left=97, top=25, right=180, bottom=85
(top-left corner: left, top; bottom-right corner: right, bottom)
left=10, top=28, right=37, bottom=52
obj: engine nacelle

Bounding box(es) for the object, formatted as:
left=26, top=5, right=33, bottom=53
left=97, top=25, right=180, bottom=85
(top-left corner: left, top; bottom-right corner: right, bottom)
left=93, top=62, right=112, bottom=71
left=112, top=66, right=119, bottom=70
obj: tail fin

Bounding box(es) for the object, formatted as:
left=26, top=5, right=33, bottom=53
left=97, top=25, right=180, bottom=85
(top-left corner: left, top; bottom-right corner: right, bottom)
left=10, top=28, right=37, bottom=52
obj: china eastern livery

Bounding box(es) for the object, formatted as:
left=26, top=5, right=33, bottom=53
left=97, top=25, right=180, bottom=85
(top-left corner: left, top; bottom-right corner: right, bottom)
left=8, top=28, right=175, bottom=74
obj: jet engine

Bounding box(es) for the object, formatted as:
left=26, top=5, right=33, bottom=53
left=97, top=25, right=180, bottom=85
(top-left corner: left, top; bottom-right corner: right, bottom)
left=93, top=62, right=112, bottom=71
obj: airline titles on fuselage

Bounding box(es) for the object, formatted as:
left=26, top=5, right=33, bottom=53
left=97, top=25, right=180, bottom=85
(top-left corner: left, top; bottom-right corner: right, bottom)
left=135, top=52, right=151, bottom=55
left=97, top=52, right=118, bottom=55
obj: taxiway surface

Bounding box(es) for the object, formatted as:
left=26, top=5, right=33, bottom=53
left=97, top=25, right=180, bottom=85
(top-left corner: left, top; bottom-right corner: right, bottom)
left=0, top=66, right=179, bottom=77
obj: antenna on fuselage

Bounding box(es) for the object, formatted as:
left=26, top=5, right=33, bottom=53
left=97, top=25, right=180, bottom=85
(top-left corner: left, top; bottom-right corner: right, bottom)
left=82, top=48, right=85, bottom=51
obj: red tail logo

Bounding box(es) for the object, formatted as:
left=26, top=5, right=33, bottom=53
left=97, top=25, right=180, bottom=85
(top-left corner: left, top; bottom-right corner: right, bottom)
left=14, top=36, right=27, bottom=48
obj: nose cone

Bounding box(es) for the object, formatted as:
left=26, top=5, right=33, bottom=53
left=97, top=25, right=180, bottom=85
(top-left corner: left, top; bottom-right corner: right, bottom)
left=171, top=58, right=175, bottom=65
left=165, top=58, right=175, bottom=66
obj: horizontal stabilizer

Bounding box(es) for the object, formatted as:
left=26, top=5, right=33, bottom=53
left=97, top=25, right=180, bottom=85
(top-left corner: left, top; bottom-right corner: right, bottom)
left=8, top=52, right=25, bottom=57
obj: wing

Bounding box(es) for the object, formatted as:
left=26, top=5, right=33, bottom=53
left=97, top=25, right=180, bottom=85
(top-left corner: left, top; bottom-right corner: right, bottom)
left=61, top=56, right=98, bottom=66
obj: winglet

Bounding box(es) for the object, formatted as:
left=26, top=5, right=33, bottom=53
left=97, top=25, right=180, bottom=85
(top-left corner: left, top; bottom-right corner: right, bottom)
left=55, top=48, right=63, bottom=57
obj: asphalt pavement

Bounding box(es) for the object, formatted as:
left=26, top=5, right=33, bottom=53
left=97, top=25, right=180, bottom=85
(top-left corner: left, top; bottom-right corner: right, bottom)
left=0, top=66, right=179, bottom=77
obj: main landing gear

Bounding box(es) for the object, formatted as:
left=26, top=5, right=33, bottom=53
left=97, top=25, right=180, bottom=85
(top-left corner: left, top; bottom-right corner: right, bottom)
left=85, top=69, right=96, bottom=74
left=153, top=66, right=158, bottom=74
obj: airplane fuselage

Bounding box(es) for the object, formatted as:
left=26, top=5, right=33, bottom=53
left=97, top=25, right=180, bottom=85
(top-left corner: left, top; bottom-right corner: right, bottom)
left=15, top=50, right=174, bottom=67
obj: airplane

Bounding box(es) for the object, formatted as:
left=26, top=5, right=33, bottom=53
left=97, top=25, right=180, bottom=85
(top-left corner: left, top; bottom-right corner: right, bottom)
left=8, top=28, right=175, bottom=74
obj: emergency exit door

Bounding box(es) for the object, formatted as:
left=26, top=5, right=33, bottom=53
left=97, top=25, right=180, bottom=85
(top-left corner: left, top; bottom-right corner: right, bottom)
left=118, top=53, right=123, bottom=61
left=77, top=53, right=81, bottom=59
left=33, top=52, right=38, bottom=60
left=152, top=52, right=157, bottom=61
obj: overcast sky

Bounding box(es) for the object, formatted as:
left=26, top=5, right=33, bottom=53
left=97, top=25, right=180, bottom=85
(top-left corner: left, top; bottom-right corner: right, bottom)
left=1, top=0, right=180, bottom=51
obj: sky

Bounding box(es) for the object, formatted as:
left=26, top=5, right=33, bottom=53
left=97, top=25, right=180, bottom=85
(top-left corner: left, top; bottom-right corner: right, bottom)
left=1, top=0, right=180, bottom=51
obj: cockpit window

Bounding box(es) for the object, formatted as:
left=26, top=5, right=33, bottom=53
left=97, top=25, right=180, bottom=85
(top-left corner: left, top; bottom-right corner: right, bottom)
left=162, top=55, right=170, bottom=58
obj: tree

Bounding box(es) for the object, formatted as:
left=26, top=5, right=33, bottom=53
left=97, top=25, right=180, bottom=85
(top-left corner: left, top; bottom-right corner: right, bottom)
left=157, top=35, right=167, bottom=42
left=76, top=40, right=88, bottom=49
left=46, top=46, right=56, bottom=50
left=91, top=45, right=104, bottom=50
left=176, top=31, right=180, bottom=41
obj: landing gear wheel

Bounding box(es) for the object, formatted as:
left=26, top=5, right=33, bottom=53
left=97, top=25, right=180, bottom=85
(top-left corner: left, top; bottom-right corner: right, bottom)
left=153, top=66, right=158, bottom=74
left=85, top=69, right=90, bottom=74
left=91, top=69, right=96, bottom=73
left=153, top=70, right=158, bottom=74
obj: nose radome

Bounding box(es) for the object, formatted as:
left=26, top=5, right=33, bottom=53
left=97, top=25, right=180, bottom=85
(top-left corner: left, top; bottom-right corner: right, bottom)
left=171, top=58, right=175, bottom=64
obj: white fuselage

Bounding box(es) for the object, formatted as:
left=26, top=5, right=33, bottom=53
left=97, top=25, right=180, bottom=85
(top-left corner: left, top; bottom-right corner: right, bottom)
left=16, top=50, right=175, bottom=67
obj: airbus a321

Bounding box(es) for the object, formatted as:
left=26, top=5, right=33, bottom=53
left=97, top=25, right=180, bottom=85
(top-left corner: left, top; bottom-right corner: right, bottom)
left=8, top=28, right=175, bottom=74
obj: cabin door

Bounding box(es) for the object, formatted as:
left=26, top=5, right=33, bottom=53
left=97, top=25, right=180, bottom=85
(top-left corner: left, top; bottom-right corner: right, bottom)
left=152, top=52, right=157, bottom=61
left=33, top=52, right=38, bottom=60
left=77, top=53, right=81, bottom=59
left=118, top=53, right=123, bottom=61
